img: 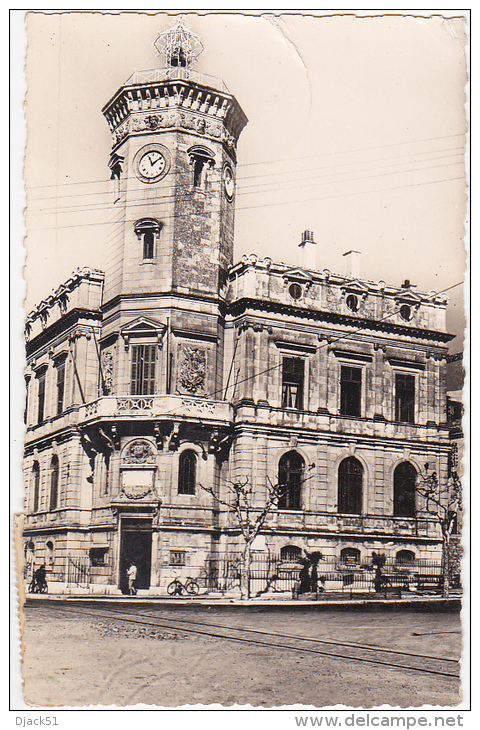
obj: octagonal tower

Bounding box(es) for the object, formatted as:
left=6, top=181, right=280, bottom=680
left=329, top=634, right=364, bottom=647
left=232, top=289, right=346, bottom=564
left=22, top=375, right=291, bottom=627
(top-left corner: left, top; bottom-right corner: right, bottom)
left=102, top=18, right=248, bottom=305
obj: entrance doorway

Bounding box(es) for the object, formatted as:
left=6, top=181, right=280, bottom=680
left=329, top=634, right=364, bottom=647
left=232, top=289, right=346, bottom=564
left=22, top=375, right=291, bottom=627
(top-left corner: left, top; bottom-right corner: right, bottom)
left=119, top=518, right=152, bottom=594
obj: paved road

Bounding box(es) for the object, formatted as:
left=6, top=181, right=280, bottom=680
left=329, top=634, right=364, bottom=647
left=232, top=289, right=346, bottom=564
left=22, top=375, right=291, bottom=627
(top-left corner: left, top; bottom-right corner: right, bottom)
left=20, top=599, right=463, bottom=708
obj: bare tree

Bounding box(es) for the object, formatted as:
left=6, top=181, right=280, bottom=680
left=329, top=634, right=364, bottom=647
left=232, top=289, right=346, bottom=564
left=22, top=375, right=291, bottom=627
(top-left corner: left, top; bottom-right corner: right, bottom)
left=415, top=463, right=462, bottom=597
left=199, top=476, right=286, bottom=599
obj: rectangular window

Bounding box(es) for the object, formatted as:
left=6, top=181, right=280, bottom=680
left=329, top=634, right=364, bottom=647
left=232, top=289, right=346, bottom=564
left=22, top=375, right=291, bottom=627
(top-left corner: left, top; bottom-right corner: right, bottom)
left=395, top=373, right=415, bottom=423
left=340, top=366, right=362, bottom=416
left=170, top=551, right=186, bottom=566
left=143, top=232, right=155, bottom=260
left=32, top=465, right=40, bottom=513
left=130, top=345, right=156, bottom=395
left=24, top=376, right=30, bottom=424
left=282, top=357, right=304, bottom=410
left=37, top=372, right=46, bottom=424
left=56, top=363, right=65, bottom=415
left=89, top=548, right=108, bottom=567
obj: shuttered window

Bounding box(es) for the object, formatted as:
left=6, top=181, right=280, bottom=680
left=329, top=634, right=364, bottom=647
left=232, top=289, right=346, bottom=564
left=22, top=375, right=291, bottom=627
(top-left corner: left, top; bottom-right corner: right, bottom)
left=37, top=372, right=46, bottom=424
left=130, top=345, right=156, bottom=395
left=32, top=462, right=40, bottom=513
left=56, top=363, right=65, bottom=415
left=49, top=456, right=59, bottom=511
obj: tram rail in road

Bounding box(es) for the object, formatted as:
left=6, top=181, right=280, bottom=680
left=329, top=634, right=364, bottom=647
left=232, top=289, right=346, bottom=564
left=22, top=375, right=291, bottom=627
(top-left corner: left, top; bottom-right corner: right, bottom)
left=40, top=602, right=460, bottom=680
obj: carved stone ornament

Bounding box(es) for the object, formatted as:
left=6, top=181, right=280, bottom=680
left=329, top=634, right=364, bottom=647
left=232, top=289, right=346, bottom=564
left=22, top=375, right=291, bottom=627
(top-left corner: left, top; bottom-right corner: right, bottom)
left=121, top=485, right=153, bottom=500
left=131, top=112, right=176, bottom=133
left=101, top=350, right=114, bottom=395
left=178, top=346, right=206, bottom=395
left=179, top=111, right=220, bottom=136
left=123, top=440, right=156, bottom=464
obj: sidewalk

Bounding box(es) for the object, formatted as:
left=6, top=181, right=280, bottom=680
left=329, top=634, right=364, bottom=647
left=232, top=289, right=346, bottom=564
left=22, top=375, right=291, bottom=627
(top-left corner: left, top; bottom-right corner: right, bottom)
left=24, top=590, right=462, bottom=611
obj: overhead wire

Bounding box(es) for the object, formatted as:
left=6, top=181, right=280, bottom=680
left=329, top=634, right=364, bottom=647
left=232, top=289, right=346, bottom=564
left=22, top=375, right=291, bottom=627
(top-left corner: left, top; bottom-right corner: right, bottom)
left=25, top=131, right=466, bottom=192
left=106, top=279, right=463, bottom=417
left=25, top=174, right=465, bottom=232
left=27, top=144, right=465, bottom=204
left=26, top=151, right=465, bottom=216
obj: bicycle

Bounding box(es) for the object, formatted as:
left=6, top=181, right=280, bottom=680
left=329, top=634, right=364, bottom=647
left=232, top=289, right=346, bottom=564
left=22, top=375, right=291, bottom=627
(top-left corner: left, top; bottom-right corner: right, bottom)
left=167, top=576, right=200, bottom=596
left=28, top=576, right=48, bottom=594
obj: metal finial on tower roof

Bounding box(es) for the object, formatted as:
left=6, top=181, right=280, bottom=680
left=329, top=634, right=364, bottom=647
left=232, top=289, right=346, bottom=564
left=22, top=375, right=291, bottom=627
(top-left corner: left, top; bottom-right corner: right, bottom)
left=154, top=16, right=204, bottom=68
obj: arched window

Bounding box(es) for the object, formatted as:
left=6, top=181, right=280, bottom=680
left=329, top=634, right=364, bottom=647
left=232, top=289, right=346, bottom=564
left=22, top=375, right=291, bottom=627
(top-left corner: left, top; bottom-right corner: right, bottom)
left=49, top=456, right=59, bottom=511
left=338, top=457, right=363, bottom=514
left=340, top=547, right=361, bottom=565
left=396, top=550, right=415, bottom=566
left=46, top=540, right=55, bottom=565
left=133, top=218, right=162, bottom=261
left=278, top=451, right=304, bottom=510
left=393, top=462, right=417, bottom=517
left=188, top=145, right=215, bottom=189
left=280, top=545, right=303, bottom=562
left=32, top=462, right=40, bottom=513
left=178, top=450, right=197, bottom=495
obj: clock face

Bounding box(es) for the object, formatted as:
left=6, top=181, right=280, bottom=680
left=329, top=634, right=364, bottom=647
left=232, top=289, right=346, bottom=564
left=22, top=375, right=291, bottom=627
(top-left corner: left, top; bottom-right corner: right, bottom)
left=223, top=165, right=235, bottom=200
left=134, top=144, right=170, bottom=183
left=138, top=150, right=166, bottom=179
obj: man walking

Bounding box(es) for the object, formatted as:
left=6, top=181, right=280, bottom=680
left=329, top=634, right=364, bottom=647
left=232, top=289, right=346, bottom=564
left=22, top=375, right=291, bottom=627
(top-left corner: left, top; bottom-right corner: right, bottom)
left=127, top=563, right=137, bottom=595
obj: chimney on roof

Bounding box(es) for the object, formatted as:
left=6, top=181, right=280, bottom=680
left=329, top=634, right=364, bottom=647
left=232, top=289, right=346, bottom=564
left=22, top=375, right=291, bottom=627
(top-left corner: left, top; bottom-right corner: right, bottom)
left=299, top=230, right=316, bottom=270
left=343, top=250, right=361, bottom=279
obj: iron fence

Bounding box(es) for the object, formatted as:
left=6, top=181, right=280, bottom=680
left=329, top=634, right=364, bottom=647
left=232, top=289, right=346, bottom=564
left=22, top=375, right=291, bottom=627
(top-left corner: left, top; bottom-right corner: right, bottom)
left=201, top=553, right=452, bottom=595
left=67, top=556, right=91, bottom=586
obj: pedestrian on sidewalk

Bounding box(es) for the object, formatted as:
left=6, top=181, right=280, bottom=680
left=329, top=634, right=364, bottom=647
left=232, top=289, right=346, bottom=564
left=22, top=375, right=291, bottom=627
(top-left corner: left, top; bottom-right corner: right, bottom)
left=127, top=563, right=137, bottom=595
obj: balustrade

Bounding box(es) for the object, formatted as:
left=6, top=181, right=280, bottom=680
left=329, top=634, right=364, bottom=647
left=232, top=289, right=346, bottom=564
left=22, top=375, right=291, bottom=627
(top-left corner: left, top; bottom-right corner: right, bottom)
left=80, top=394, right=232, bottom=421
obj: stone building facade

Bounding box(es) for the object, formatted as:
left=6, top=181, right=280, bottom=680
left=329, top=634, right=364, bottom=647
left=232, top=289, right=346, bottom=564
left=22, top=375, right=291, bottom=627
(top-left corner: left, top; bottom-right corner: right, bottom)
left=23, top=23, right=456, bottom=594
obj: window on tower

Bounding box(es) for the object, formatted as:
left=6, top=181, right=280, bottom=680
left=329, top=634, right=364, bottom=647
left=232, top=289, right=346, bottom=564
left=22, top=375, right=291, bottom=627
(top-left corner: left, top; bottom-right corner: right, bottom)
left=193, top=158, right=205, bottom=188
left=188, top=145, right=215, bottom=190
left=143, top=230, right=155, bottom=260
left=133, top=218, right=162, bottom=262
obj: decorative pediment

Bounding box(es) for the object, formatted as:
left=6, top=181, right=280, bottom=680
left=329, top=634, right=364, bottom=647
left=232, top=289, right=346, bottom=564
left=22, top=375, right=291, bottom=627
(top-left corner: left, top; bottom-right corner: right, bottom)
left=120, top=316, right=166, bottom=349
left=394, top=289, right=422, bottom=305
left=283, top=268, right=313, bottom=297
left=187, top=144, right=215, bottom=166
left=283, top=268, right=313, bottom=285
left=133, top=218, right=162, bottom=239
left=340, top=279, right=369, bottom=296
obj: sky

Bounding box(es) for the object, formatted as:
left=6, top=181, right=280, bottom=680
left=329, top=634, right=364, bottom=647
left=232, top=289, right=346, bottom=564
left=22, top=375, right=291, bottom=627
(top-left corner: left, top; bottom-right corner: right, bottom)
left=22, top=11, right=467, bottom=351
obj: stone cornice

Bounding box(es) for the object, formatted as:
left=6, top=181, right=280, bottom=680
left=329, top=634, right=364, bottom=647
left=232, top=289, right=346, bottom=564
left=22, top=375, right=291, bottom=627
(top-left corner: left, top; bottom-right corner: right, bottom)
left=101, top=290, right=228, bottom=318
left=228, top=297, right=455, bottom=344
left=231, top=419, right=452, bottom=447
left=228, top=256, right=449, bottom=306
left=26, top=308, right=102, bottom=358
left=102, top=72, right=248, bottom=154
left=25, top=268, right=104, bottom=326
left=24, top=424, right=82, bottom=454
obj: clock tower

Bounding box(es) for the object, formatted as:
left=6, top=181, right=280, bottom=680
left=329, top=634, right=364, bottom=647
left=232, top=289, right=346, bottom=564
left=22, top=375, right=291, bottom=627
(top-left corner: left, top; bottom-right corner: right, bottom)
left=101, top=19, right=248, bottom=305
